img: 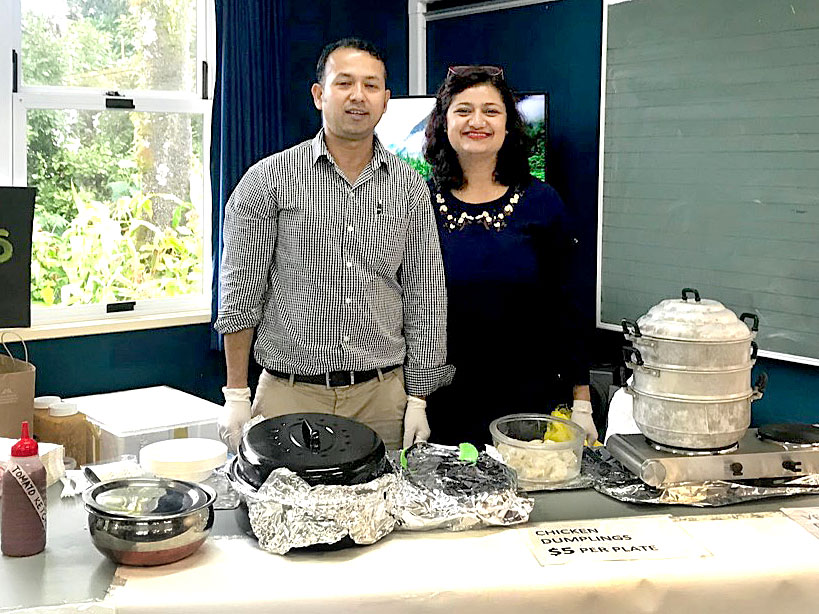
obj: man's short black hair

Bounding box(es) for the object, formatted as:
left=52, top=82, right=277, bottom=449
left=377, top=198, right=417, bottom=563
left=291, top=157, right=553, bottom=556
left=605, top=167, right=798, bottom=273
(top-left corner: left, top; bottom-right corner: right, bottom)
left=315, top=38, right=388, bottom=85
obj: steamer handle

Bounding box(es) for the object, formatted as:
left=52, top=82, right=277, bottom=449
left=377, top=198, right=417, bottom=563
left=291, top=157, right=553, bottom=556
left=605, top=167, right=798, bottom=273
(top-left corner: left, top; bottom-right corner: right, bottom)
left=740, top=312, right=760, bottom=332
left=750, top=341, right=758, bottom=360
left=621, top=319, right=641, bottom=338
left=754, top=372, right=768, bottom=394
left=622, top=346, right=644, bottom=366
left=681, top=288, right=701, bottom=302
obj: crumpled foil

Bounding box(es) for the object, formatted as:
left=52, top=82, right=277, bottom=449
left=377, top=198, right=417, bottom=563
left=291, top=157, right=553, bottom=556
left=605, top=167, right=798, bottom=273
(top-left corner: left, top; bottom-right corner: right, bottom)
left=229, top=464, right=397, bottom=555
left=391, top=443, right=534, bottom=531
left=584, top=446, right=819, bottom=506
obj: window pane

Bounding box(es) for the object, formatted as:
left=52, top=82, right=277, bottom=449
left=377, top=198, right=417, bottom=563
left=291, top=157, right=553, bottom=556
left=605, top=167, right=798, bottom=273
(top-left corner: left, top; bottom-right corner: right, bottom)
left=27, top=108, right=205, bottom=307
left=22, top=0, right=198, bottom=92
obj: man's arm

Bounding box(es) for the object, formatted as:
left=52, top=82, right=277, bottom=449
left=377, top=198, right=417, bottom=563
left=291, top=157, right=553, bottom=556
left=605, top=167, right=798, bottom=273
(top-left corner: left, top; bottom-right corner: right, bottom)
left=399, top=178, right=455, bottom=397
left=214, top=160, right=278, bottom=450
left=225, top=328, right=255, bottom=389
left=573, top=385, right=591, bottom=402
left=214, top=160, right=278, bottom=338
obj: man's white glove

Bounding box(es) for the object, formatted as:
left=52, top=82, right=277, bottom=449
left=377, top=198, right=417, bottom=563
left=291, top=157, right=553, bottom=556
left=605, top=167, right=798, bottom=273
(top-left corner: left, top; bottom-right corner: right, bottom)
left=570, top=399, right=599, bottom=444
left=403, top=395, right=431, bottom=449
left=219, top=386, right=252, bottom=453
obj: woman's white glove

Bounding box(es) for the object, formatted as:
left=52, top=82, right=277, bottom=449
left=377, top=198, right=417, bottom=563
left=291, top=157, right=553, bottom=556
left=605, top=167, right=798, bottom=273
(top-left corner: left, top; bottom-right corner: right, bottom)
left=219, top=386, right=252, bottom=453
left=570, top=399, right=599, bottom=444
left=403, top=395, right=431, bottom=449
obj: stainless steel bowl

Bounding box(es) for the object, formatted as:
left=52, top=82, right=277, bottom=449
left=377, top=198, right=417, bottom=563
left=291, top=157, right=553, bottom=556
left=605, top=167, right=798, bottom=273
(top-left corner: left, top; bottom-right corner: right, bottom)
left=83, top=477, right=216, bottom=566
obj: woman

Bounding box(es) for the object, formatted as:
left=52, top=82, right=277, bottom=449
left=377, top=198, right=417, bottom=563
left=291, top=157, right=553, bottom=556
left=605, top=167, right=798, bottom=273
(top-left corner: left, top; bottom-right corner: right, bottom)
left=423, top=65, right=596, bottom=446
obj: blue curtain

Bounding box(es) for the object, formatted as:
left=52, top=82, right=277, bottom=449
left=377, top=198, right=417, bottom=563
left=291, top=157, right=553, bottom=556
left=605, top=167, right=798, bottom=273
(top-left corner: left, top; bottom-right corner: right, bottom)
left=210, top=0, right=286, bottom=349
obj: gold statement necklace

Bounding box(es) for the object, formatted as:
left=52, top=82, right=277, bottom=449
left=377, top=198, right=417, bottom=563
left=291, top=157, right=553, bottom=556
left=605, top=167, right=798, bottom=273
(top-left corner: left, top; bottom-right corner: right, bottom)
left=435, top=188, right=521, bottom=231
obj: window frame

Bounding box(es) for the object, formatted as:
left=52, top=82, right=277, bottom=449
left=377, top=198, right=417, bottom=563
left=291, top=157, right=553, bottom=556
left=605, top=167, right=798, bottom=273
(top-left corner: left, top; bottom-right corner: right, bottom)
left=0, top=0, right=215, bottom=339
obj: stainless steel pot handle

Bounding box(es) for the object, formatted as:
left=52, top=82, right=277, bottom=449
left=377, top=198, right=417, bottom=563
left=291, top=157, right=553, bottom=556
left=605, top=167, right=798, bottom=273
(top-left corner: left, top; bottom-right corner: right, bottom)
left=750, top=341, right=758, bottom=360
left=740, top=312, right=760, bottom=332
left=621, top=319, right=642, bottom=338
left=681, top=288, right=701, bottom=302
left=750, top=372, right=769, bottom=401
left=622, top=346, right=644, bottom=366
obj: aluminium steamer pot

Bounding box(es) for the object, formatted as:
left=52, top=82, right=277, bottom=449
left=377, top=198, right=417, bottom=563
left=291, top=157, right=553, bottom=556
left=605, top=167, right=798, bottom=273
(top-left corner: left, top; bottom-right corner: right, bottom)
left=623, top=345, right=756, bottom=399
left=621, top=288, right=759, bottom=371
left=620, top=288, right=765, bottom=449
left=626, top=376, right=766, bottom=449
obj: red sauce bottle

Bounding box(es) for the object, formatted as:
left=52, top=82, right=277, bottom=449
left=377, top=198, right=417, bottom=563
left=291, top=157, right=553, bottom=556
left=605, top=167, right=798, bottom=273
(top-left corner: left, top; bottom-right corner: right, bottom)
left=2, top=422, right=47, bottom=556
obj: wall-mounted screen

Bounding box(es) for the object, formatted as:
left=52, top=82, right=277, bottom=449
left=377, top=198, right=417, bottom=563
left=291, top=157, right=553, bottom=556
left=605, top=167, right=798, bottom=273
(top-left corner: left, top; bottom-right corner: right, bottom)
left=375, top=93, right=548, bottom=182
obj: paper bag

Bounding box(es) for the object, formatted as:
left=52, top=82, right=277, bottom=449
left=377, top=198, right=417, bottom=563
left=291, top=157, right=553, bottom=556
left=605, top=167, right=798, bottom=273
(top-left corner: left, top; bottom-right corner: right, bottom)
left=0, top=333, right=36, bottom=439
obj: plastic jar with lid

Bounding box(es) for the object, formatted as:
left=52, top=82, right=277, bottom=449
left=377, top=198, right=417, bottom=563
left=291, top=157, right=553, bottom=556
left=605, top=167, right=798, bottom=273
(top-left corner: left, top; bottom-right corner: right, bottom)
left=34, top=402, right=91, bottom=466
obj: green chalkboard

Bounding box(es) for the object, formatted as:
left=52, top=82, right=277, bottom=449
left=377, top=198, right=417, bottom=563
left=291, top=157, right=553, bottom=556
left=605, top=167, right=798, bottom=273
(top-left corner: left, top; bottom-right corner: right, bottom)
left=0, top=188, right=36, bottom=328
left=599, top=0, right=819, bottom=363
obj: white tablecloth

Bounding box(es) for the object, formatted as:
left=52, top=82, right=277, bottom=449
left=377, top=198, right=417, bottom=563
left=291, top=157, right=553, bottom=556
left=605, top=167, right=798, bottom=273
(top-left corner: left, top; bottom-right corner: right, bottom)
left=108, top=510, right=819, bottom=614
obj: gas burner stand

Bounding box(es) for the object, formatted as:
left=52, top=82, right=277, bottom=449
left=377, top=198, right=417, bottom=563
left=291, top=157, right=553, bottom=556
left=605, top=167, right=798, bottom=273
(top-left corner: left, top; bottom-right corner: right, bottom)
left=606, top=428, right=819, bottom=488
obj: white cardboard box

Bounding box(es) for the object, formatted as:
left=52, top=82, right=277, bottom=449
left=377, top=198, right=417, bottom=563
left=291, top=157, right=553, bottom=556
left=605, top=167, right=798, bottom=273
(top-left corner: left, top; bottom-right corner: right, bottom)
left=66, top=386, right=220, bottom=462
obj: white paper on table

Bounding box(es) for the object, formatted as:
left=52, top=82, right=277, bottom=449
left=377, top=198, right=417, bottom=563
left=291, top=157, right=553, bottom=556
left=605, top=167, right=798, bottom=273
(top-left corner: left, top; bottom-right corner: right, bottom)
left=780, top=507, right=819, bottom=540
left=525, top=515, right=711, bottom=566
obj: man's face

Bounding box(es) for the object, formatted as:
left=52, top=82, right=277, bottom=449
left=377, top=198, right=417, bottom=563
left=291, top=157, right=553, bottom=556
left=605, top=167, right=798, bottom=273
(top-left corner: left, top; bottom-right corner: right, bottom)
left=311, top=47, right=390, bottom=143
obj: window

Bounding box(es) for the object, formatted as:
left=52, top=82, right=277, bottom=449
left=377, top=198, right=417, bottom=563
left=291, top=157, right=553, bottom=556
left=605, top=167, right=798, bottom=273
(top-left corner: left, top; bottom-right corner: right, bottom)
left=1, top=0, right=214, bottom=333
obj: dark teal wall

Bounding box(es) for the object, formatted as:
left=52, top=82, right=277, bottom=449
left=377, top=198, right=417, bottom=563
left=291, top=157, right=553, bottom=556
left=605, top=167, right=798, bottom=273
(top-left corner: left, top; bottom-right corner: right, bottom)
left=752, top=359, right=819, bottom=426
left=279, top=0, right=409, bottom=147
left=24, top=325, right=225, bottom=404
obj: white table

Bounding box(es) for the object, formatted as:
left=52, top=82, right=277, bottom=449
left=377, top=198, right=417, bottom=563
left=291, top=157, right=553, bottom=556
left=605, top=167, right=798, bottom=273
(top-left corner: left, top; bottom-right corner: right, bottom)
left=107, top=504, right=819, bottom=614
left=5, top=486, right=819, bottom=614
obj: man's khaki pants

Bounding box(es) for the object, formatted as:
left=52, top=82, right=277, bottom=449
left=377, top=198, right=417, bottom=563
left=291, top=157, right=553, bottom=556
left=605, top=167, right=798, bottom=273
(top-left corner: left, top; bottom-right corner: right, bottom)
left=251, top=367, right=407, bottom=450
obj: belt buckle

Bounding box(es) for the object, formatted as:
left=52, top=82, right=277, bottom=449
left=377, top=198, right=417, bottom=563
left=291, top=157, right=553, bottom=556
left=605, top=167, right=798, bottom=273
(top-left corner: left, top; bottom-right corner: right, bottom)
left=326, top=371, right=354, bottom=389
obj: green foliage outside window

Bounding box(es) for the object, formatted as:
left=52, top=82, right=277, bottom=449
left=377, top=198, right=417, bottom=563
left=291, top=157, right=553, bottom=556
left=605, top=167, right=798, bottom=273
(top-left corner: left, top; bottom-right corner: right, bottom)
left=23, top=1, right=202, bottom=308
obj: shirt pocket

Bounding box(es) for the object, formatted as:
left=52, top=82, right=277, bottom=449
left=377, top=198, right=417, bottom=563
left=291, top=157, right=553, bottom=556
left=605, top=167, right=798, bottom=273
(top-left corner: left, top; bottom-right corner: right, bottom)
left=364, top=210, right=406, bottom=276
left=359, top=188, right=408, bottom=275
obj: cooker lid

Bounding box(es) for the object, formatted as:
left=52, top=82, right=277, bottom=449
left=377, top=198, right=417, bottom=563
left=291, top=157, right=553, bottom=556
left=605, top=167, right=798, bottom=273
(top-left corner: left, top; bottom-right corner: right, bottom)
left=633, top=288, right=758, bottom=342
left=239, top=413, right=386, bottom=486
left=83, top=477, right=216, bottom=519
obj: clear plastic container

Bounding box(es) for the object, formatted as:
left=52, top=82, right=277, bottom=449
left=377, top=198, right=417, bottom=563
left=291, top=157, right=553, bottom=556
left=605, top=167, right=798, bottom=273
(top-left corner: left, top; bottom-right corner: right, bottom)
left=489, top=413, right=585, bottom=490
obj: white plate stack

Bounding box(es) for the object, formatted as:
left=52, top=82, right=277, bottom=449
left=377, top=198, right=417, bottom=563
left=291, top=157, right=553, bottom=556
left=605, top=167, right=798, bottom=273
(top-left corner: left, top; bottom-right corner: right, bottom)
left=139, top=438, right=227, bottom=482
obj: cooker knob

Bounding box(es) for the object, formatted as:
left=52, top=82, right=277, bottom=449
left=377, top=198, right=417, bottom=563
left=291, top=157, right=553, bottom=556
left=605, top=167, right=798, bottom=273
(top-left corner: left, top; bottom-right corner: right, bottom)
left=729, top=462, right=744, bottom=477
left=782, top=460, right=802, bottom=473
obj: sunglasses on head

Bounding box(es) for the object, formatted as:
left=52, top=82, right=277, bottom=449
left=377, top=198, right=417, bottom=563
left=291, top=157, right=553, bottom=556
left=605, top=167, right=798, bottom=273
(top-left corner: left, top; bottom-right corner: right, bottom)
left=447, top=65, right=504, bottom=79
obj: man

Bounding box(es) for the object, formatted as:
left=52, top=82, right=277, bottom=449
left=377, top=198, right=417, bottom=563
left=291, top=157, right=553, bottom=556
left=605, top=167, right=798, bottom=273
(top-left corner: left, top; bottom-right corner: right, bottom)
left=215, top=38, right=453, bottom=452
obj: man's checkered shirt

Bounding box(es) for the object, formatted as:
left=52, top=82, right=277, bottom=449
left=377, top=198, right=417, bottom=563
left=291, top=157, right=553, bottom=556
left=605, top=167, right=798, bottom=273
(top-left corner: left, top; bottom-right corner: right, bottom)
left=215, top=130, right=454, bottom=396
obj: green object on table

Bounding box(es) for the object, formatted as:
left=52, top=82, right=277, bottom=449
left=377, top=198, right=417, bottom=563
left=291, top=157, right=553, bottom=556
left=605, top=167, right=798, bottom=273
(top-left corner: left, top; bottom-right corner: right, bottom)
left=400, top=448, right=408, bottom=469
left=458, top=442, right=479, bottom=463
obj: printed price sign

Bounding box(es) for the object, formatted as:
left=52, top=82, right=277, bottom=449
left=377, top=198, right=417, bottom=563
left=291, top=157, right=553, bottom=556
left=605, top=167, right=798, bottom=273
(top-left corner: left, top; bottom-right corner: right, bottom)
left=526, top=516, right=710, bottom=565
left=781, top=507, right=819, bottom=540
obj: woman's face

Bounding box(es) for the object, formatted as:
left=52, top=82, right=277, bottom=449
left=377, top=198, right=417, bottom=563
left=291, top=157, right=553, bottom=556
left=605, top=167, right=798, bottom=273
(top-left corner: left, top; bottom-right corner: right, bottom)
left=445, top=83, right=507, bottom=160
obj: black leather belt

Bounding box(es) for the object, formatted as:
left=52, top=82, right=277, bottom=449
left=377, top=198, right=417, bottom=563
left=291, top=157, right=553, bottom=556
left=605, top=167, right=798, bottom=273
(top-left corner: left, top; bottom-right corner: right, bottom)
left=266, top=364, right=401, bottom=388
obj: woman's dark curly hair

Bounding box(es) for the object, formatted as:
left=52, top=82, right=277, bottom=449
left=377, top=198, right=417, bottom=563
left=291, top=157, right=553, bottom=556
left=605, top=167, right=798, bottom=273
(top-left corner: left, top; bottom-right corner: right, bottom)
left=423, top=67, right=533, bottom=192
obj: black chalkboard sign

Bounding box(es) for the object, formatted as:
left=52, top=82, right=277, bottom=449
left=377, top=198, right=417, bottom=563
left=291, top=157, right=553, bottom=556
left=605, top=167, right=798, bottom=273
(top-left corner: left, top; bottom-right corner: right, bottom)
left=0, top=187, right=36, bottom=327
